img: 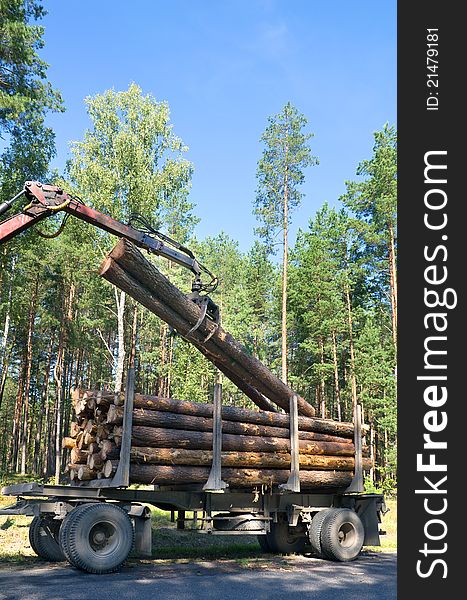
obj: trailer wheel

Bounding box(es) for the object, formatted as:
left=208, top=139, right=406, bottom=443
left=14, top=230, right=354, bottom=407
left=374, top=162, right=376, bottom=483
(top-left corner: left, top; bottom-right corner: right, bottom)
left=320, top=508, right=364, bottom=562
left=257, top=535, right=273, bottom=553
left=29, top=515, right=65, bottom=562
left=58, top=505, right=83, bottom=565
left=265, top=513, right=308, bottom=554
left=308, top=510, right=331, bottom=558
left=60, top=503, right=134, bottom=573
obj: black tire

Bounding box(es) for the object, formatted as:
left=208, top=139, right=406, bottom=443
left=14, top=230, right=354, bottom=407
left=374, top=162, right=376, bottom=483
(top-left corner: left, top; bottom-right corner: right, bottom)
left=320, top=508, right=364, bottom=562
left=257, top=535, right=273, bottom=553
left=29, top=516, right=65, bottom=562
left=265, top=513, right=308, bottom=554
left=308, top=510, right=331, bottom=558
left=61, top=503, right=134, bottom=574
left=213, top=513, right=264, bottom=532
left=59, top=505, right=83, bottom=565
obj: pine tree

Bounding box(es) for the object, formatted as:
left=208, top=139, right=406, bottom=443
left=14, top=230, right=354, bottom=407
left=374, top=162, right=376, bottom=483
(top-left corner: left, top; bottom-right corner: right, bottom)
left=254, top=102, right=318, bottom=384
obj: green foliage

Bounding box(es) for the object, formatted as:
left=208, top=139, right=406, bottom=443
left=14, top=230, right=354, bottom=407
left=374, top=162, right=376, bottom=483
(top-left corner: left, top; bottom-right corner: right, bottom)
left=68, top=83, right=194, bottom=228
left=340, top=124, right=397, bottom=299
left=0, top=0, right=63, bottom=133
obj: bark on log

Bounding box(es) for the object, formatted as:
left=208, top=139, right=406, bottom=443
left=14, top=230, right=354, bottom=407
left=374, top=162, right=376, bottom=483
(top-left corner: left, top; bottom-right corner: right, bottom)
left=131, top=426, right=355, bottom=455
left=100, top=242, right=315, bottom=417
left=133, top=394, right=357, bottom=438
left=130, top=446, right=372, bottom=471
left=128, top=464, right=352, bottom=489
left=132, top=408, right=353, bottom=444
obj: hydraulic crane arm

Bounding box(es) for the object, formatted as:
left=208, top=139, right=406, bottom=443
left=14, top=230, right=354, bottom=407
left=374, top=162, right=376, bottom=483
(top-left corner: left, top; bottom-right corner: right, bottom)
left=0, top=181, right=219, bottom=322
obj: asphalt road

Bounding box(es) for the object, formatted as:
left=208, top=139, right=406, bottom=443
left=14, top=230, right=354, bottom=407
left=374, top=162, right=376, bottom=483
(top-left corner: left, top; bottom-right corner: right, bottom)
left=0, top=552, right=396, bottom=600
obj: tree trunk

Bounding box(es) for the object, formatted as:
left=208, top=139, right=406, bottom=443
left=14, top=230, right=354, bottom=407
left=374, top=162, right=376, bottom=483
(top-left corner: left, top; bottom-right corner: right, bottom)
left=0, top=257, right=15, bottom=388
left=11, top=357, right=25, bottom=471
left=129, top=303, right=138, bottom=370
left=332, top=331, right=342, bottom=421
left=345, top=284, right=358, bottom=409
left=54, top=283, right=74, bottom=483
left=319, top=337, right=326, bottom=418
left=114, top=288, right=126, bottom=393
left=20, top=276, right=39, bottom=474
left=388, top=223, right=397, bottom=358
left=281, top=161, right=289, bottom=384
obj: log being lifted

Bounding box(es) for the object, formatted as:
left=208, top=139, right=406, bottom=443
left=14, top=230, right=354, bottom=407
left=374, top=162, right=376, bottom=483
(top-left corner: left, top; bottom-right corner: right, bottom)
left=129, top=463, right=352, bottom=489
left=99, top=239, right=316, bottom=417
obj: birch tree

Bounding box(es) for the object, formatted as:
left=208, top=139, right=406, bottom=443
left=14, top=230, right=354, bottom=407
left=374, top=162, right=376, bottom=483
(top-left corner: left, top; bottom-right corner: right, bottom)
left=68, top=83, right=193, bottom=392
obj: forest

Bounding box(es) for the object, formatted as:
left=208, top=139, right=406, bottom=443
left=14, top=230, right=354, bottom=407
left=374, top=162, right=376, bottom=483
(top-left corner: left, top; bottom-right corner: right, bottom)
left=0, top=2, right=397, bottom=493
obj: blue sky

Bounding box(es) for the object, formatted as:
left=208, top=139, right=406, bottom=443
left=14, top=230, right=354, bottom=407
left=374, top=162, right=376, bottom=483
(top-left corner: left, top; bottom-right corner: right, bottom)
left=41, top=0, right=396, bottom=252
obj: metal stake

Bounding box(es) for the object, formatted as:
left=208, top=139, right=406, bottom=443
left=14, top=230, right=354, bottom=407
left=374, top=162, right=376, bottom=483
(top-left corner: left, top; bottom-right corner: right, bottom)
left=203, top=383, right=228, bottom=492
left=345, top=403, right=364, bottom=493
left=279, top=395, right=300, bottom=493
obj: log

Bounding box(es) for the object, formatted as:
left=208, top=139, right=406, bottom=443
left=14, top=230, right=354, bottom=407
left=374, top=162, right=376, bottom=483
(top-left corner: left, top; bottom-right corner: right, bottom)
left=88, top=442, right=99, bottom=455
left=133, top=394, right=357, bottom=438
left=96, top=424, right=110, bottom=440
left=70, top=447, right=89, bottom=464
left=77, top=465, right=98, bottom=481
left=84, top=419, right=97, bottom=434
left=83, top=432, right=96, bottom=446
left=100, top=439, right=116, bottom=455
left=96, top=390, right=115, bottom=408
left=88, top=452, right=105, bottom=470
left=62, top=436, right=77, bottom=450
left=132, top=408, right=353, bottom=444
left=130, top=446, right=372, bottom=471
left=76, top=431, right=85, bottom=449
left=128, top=464, right=352, bottom=489
left=107, top=404, right=124, bottom=425
left=102, top=459, right=117, bottom=478
left=100, top=243, right=315, bottom=417
left=70, top=422, right=81, bottom=437
left=131, top=426, right=355, bottom=455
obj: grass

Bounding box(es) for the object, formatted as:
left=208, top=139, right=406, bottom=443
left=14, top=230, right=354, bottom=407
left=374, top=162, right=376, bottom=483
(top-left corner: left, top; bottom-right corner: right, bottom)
left=0, top=494, right=397, bottom=566
left=373, top=498, right=397, bottom=551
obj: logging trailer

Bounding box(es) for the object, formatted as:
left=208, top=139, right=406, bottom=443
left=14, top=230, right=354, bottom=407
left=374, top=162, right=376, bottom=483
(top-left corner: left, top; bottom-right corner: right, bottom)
left=0, top=182, right=387, bottom=574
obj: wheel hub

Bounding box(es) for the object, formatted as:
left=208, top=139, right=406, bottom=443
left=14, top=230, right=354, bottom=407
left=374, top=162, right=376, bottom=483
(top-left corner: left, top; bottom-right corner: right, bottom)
left=89, top=522, right=117, bottom=552
left=337, top=523, right=356, bottom=548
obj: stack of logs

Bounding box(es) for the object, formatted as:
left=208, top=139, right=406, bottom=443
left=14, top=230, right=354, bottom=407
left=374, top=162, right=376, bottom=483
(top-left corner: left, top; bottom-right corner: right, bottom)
left=64, top=391, right=371, bottom=489
left=63, top=389, right=123, bottom=482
